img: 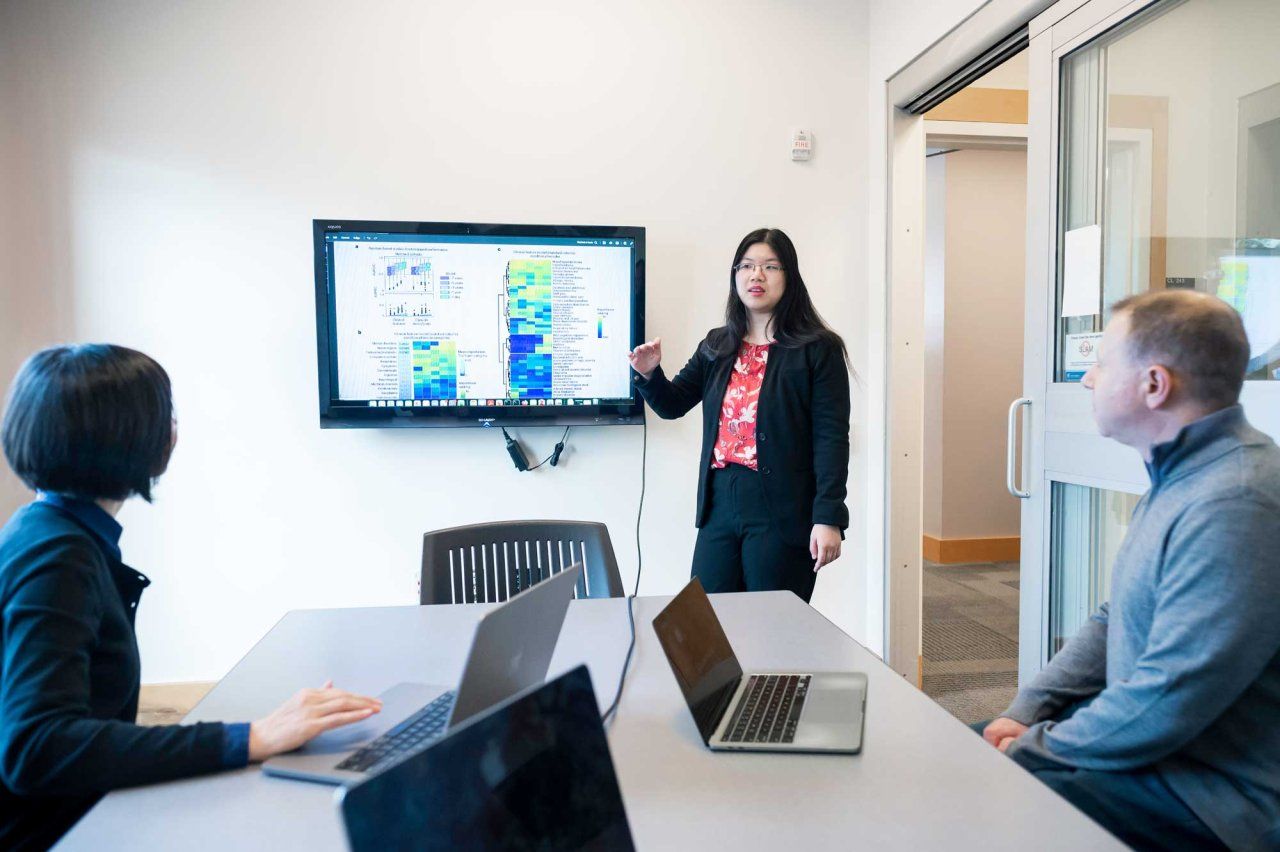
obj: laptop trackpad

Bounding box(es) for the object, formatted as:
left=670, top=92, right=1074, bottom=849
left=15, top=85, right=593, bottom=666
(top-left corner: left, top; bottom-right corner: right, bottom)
left=296, top=682, right=448, bottom=755
left=805, top=683, right=861, bottom=724
left=796, top=672, right=867, bottom=751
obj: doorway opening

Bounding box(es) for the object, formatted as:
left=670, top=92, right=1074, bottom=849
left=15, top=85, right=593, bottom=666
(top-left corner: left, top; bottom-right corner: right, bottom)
left=919, top=51, right=1028, bottom=723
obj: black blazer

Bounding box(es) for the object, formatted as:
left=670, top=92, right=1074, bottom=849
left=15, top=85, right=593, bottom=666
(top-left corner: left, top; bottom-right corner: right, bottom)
left=635, top=330, right=850, bottom=547
left=0, top=502, right=229, bottom=851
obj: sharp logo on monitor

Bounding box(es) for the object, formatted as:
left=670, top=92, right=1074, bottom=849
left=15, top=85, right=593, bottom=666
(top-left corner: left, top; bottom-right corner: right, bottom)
left=313, top=219, right=646, bottom=430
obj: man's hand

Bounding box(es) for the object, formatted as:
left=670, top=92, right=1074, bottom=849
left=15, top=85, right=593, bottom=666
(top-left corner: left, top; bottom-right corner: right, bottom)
left=982, top=716, right=1029, bottom=750
left=248, top=681, right=382, bottom=762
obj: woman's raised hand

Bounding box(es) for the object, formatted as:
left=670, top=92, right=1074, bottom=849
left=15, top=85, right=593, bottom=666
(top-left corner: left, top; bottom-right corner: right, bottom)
left=628, top=338, right=662, bottom=380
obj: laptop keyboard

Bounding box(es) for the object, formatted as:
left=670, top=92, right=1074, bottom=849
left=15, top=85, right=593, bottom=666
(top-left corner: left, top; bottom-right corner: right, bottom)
left=335, top=690, right=456, bottom=773
left=722, top=675, right=810, bottom=744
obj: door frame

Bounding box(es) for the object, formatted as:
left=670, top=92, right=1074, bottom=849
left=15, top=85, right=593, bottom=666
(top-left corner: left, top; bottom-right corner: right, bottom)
left=880, top=0, right=1145, bottom=682
left=887, top=0, right=1280, bottom=686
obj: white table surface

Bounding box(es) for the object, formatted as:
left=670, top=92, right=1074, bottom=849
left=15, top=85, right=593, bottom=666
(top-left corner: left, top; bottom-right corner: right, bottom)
left=59, top=591, right=1120, bottom=850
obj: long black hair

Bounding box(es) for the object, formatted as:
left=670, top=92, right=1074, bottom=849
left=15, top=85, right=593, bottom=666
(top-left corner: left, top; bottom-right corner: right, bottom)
left=702, top=228, right=849, bottom=367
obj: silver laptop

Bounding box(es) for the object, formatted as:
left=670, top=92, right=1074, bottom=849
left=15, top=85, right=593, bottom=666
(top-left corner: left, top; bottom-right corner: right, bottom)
left=652, top=577, right=866, bottom=753
left=262, top=562, right=583, bottom=784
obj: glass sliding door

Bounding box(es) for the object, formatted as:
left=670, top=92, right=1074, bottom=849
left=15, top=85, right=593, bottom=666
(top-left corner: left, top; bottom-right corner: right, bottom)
left=1048, top=482, right=1140, bottom=656
left=1054, top=0, right=1280, bottom=386
left=1019, top=0, right=1280, bottom=679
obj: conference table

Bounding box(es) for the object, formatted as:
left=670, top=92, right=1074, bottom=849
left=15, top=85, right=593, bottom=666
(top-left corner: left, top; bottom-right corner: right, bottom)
left=60, top=591, right=1120, bottom=850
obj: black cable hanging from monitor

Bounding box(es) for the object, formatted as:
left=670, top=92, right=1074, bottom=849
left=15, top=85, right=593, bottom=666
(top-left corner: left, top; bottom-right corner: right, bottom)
left=501, top=427, right=570, bottom=472
left=602, top=417, right=646, bottom=727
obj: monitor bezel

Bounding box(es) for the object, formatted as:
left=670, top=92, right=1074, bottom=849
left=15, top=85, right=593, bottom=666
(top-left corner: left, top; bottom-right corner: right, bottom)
left=313, top=219, right=646, bottom=429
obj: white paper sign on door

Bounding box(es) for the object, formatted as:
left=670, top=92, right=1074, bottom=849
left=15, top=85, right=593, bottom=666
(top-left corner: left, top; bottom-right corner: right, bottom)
left=1061, top=224, right=1102, bottom=317
left=1063, top=331, right=1103, bottom=382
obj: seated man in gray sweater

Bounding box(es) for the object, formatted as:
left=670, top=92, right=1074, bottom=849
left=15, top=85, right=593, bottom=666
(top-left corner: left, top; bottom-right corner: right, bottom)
left=982, top=290, right=1280, bottom=851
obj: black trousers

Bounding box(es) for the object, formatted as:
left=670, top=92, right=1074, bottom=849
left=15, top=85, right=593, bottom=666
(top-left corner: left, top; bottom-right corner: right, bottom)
left=691, top=464, right=816, bottom=603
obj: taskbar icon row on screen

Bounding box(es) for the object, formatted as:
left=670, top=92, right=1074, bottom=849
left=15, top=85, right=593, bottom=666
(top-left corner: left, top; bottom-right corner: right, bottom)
left=361, top=398, right=605, bottom=408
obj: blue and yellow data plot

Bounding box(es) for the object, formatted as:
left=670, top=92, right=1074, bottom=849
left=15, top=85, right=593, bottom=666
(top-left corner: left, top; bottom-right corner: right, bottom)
left=412, top=340, right=458, bottom=400
left=506, top=259, right=553, bottom=399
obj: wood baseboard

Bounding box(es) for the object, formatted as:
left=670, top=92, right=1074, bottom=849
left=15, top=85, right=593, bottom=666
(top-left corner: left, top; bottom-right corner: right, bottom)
left=138, top=681, right=216, bottom=726
left=922, top=534, right=1020, bottom=564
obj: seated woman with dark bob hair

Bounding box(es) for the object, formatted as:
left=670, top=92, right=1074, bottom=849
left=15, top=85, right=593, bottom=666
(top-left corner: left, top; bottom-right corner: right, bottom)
left=0, top=344, right=381, bottom=850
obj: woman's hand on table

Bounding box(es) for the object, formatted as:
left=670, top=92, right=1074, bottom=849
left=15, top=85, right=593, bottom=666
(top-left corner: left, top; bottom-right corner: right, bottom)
left=248, top=681, right=382, bottom=761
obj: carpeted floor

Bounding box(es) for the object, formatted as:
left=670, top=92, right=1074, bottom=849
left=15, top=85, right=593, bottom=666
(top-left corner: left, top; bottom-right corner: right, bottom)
left=922, top=560, right=1020, bottom=725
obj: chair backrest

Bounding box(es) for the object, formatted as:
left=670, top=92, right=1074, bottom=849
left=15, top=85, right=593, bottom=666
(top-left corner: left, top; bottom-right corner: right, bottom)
left=420, top=520, right=623, bottom=604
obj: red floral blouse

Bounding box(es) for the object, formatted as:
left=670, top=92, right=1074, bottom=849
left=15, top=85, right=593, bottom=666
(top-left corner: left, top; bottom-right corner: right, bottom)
left=712, top=342, right=770, bottom=470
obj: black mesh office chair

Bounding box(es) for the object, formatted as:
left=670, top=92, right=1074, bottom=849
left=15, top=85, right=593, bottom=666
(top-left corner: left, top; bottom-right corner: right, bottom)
left=419, top=520, right=624, bottom=604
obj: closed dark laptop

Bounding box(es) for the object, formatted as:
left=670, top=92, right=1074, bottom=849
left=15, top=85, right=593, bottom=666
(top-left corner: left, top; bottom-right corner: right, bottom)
left=337, top=665, right=635, bottom=852
left=652, top=578, right=866, bottom=753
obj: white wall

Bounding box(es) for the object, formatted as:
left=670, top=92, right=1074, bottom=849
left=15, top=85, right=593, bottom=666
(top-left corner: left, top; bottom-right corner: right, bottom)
left=939, top=148, right=1025, bottom=540
left=0, top=0, right=871, bottom=682
left=923, top=148, right=1026, bottom=545
left=0, top=14, right=75, bottom=517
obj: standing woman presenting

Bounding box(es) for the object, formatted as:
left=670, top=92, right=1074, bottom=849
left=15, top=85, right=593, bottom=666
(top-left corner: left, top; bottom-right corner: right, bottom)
left=629, top=228, right=850, bottom=603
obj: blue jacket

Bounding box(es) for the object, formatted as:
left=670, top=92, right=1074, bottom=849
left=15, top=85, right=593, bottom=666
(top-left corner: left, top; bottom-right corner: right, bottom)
left=1005, top=405, right=1280, bottom=850
left=0, top=499, right=245, bottom=851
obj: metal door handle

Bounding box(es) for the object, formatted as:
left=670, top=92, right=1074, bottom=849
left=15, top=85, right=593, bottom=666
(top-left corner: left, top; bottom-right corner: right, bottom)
left=1007, top=397, right=1031, bottom=499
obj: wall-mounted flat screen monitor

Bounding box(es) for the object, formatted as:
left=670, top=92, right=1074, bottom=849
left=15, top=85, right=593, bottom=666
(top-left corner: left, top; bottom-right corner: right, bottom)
left=313, top=219, right=645, bottom=428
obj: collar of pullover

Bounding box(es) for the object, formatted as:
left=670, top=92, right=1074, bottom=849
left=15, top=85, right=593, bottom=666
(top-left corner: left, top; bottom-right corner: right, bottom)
left=1145, top=404, right=1246, bottom=488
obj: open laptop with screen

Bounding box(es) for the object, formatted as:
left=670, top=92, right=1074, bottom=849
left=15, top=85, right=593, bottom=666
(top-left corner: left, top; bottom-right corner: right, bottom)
left=337, top=664, right=635, bottom=852
left=262, top=563, right=582, bottom=784
left=652, top=578, right=867, bottom=754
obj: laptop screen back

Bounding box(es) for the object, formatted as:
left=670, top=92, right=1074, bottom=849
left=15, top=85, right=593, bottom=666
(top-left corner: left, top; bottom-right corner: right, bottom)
left=448, top=563, right=581, bottom=727
left=651, top=577, right=744, bottom=742
left=340, top=665, right=635, bottom=852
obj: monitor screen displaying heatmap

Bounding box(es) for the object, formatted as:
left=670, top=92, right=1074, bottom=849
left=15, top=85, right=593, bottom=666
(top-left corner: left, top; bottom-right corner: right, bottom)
left=313, top=220, right=645, bottom=428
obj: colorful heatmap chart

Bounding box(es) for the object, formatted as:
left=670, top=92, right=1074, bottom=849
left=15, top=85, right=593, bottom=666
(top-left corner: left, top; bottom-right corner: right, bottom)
left=505, top=259, right=553, bottom=399
left=330, top=232, right=633, bottom=406
left=409, top=340, right=457, bottom=400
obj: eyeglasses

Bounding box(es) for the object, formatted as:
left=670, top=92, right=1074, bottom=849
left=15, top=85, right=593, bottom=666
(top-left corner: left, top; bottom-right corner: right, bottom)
left=733, top=262, right=784, bottom=275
